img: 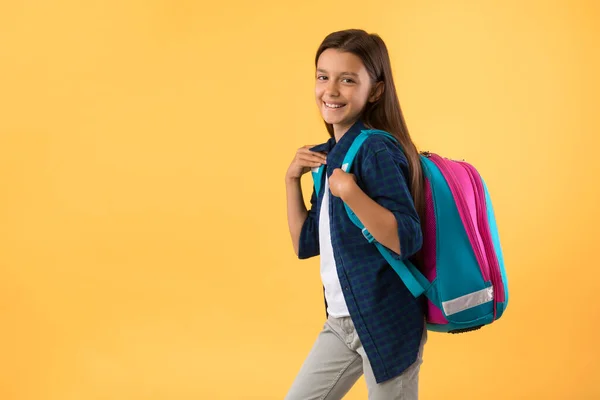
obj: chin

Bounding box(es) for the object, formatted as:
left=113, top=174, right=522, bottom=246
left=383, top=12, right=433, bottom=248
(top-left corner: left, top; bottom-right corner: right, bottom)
left=322, top=117, right=339, bottom=125
left=321, top=113, right=347, bottom=126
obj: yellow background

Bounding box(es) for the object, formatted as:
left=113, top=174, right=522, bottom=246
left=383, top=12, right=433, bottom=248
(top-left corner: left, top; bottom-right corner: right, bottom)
left=1, top=0, right=598, bottom=398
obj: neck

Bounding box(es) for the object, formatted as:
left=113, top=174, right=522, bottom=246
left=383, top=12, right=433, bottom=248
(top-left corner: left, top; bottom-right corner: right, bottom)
left=333, top=121, right=355, bottom=141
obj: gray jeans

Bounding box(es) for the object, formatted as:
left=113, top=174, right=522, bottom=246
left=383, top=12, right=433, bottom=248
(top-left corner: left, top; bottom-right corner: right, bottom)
left=285, top=315, right=427, bottom=400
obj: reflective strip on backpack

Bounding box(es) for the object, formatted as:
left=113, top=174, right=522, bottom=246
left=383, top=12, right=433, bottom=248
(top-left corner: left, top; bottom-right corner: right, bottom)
left=442, top=286, right=494, bottom=316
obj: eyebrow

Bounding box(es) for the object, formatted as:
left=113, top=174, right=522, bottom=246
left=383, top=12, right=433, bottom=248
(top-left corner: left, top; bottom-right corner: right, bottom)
left=316, top=69, right=359, bottom=77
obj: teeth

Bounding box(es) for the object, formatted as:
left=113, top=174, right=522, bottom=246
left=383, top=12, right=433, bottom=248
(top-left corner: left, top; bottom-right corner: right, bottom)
left=325, top=102, right=344, bottom=109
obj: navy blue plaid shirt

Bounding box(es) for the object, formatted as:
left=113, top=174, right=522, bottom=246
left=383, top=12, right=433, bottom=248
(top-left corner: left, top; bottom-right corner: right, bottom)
left=298, top=119, right=426, bottom=384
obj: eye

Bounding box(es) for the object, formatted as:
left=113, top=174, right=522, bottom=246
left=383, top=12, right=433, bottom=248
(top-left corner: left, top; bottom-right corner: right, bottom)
left=317, top=75, right=328, bottom=81
left=342, top=78, right=355, bottom=84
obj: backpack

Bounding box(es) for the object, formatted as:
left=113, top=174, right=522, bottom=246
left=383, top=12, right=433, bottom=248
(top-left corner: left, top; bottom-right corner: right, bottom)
left=311, top=129, right=509, bottom=334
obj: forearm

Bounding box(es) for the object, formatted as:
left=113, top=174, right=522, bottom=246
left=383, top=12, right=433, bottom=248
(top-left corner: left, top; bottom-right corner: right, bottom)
left=285, top=177, right=308, bottom=256
left=342, top=185, right=401, bottom=255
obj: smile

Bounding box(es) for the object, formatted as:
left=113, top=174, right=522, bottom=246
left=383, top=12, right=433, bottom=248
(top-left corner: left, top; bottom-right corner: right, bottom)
left=324, top=102, right=346, bottom=109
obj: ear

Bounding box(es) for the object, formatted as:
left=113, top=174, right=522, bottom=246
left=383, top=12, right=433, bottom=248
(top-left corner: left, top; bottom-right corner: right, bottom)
left=369, top=81, right=384, bottom=103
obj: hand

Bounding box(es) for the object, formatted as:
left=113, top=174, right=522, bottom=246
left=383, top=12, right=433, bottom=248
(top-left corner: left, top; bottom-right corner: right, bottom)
left=286, top=145, right=327, bottom=181
left=329, top=168, right=358, bottom=199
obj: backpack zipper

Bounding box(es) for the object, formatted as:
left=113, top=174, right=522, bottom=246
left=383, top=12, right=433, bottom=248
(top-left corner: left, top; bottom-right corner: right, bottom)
left=428, top=154, right=489, bottom=282
left=460, top=162, right=504, bottom=319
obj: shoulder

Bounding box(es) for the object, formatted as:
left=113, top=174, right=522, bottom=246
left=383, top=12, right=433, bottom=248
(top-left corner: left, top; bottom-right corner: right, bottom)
left=357, top=131, right=408, bottom=167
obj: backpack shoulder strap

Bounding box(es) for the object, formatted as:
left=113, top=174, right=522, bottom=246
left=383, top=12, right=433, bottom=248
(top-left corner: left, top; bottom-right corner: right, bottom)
left=340, top=129, right=397, bottom=172
left=340, top=129, right=433, bottom=299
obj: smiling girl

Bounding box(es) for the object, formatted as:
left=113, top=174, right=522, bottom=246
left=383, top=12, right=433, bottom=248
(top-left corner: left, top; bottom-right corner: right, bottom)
left=284, top=29, right=427, bottom=400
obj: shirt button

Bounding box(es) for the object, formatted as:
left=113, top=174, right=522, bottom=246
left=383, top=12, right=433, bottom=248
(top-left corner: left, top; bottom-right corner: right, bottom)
left=345, top=286, right=349, bottom=291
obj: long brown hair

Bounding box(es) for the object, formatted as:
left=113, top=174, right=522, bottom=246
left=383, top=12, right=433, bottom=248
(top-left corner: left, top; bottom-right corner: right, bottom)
left=315, top=29, right=424, bottom=220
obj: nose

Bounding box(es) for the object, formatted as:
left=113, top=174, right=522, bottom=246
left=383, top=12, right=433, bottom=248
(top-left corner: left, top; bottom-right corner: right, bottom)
left=325, top=79, right=340, bottom=97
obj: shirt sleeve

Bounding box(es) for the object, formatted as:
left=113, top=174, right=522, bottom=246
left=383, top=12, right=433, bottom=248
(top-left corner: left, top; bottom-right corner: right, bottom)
left=297, top=185, right=320, bottom=259
left=360, top=138, right=423, bottom=260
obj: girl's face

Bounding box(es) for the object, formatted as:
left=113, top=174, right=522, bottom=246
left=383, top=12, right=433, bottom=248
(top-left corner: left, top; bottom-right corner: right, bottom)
left=315, top=49, right=381, bottom=138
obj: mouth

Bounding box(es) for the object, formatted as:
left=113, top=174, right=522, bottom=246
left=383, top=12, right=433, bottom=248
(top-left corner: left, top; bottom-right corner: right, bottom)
left=323, top=101, right=347, bottom=109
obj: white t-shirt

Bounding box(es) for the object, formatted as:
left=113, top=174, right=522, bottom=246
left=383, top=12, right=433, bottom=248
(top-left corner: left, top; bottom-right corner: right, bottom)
left=319, top=176, right=350, bottom=317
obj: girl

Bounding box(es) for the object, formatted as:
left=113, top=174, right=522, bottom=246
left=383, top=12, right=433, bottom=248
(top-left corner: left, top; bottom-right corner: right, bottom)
left=284, top=29, right=427, bottom=400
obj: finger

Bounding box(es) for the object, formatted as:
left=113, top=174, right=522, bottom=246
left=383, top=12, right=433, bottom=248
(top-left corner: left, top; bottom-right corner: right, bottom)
left=310, top=150, right=328, bottom=160
left=302, top=145, right=319, bottom=150
left=296, top=160, right=325, bottom=169
left=298, top=150, right=326, bottom=162
left=299, top=154, right=327, bottom=165
left=301, top=148, right=328, bottom=161
left=298, top=160, right=324, bottom=168
left=297, top=159, right=326, bottom=168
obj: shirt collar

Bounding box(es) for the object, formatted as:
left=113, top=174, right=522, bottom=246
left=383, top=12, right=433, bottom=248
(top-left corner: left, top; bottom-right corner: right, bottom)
left=309, top=119, right=367, bottom=173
